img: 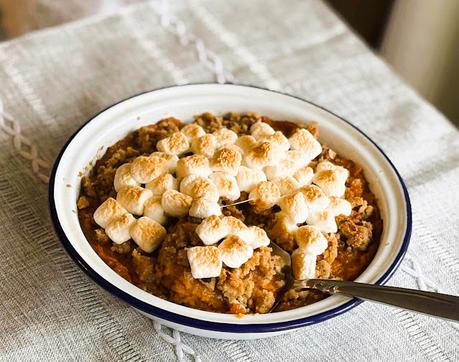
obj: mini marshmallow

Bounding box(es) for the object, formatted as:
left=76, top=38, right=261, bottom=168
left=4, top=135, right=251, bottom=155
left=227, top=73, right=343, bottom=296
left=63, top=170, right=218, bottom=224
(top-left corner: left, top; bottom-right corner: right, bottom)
left=145, top=173, right=178, bottom=196
left=291, top=249, right=317, bottom=280
left=288, top=128, right=322, bottom=161
left=213, top=128, right=238, bottom=146
left=307, top=210, right=337, bottom=233
left=288, top=150, right=311, bottom=169
left=114, top=163, right=139, bottom=192
left=299, top=185, right=330, bottom=213
left=176, top=154, right=212, bottom=179
left=161, top=190, right=192, bottom=217
left=223, top=143, right=244, bottom=155
left=179, top=176, right=219, bottom=202
left=180, top=124, right=205, bottom=141
left=150, top=152, right=179, bottom=173
left=263, top=159, right=298, bottom=180
left=105, top=213, right=135, bottom=244
left=235, top=135, right=257, bottom=153
left=316, top=160, right=348, bottom=174
left=189, top=197, right=222, bottom=219
left=187, top=246, right=222, bottom=279
left=93, top=197, right=127, bottom=228
left=312, top=161, right=349, bottom=197
left=130, top=156, right=167, bottom=184
left=195, top=215, right=229, bottom=245
left=156, top=131, right=189, bottom=155
left=236, top=166, right=267, bottom=192
left=328, top=196, right=352, bottom=216
left=295, top=225, right=328, bottom=255
left=278, top=192, right=308, bottom=224
left=116, top=185, right=153, bottom=215
left=129, top=216, right=166, bottom=253
left=312, top=170, right=345, bottom=198
left=244, top=226, right=270, bottom=249
left=272, top=176, right=300, bottom=196
left=190, top=134, right=218, bottom=158
left=249, top=181, right=281, bottom=210
left=293, top=166, right=314, bottom=186
left=209, top=172, right=240, bottom=201
left=210, top=146, right=242, bottom=176
left=143, top=197, right=167, bottom=225
left=223, top=216, right=249, bottom=239
left=264, top=131, right=290, bottom=152
left=244, top=141, right=285, bottom=169
left=218, top=235, right=253, bottom=268
left=250, top=121, right=275, bottom=139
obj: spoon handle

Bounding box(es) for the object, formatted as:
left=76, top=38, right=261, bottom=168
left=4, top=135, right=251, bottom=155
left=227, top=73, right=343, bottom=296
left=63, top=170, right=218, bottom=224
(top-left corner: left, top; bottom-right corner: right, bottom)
left=305, top=279, right=459, bottom=321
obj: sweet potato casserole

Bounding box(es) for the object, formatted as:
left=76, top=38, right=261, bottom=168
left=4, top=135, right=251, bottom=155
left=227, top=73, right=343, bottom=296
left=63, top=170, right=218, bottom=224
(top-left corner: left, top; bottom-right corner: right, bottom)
left=77, top=112, right=382, bottom=314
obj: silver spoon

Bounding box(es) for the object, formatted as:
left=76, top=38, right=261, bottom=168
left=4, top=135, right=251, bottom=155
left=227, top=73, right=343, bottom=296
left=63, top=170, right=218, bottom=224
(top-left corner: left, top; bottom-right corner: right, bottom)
left=269, top=242, right=459, bottom=321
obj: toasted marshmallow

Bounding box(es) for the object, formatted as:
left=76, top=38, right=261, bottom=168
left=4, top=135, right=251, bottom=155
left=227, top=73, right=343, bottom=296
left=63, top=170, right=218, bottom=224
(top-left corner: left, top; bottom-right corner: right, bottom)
left=130, top=216, right=166, bottom=253
left=195, top=215, right=229, bottom=245
left=156, top=131, right=189, bottom=155
left=150, top=152, right=179, bottom=173
left=213, top=128, right=238, bottom=146
left=244, top=141, right=285, bottom=169
left=272, top=176, right=300, bottom=196
left=209, top=172, right=240, bottom=201
left=312, top=161, right=349, bottom=197
left=223, top=216, right=249, bottom=239
left=161, top=190, right=192, bottom=217
left=116, top=185, right=153, bottom=215
left=293, top=166, right=314, bottom=186
left=189, top=197, right=222, bottom=219
left=288, top=150, right=311, bottom=169
left=218, top=235, right=253, bottom=268
left=291, top=249, right=317, bottom=280
left=278, top=192, right=308, bottom=224
left=307, top=210, right=337, bottom=233
left=316, top=160, right=347, bottom=174
left=180, top=124, right=205, bottom=141
left=210, top=146, right=242, bottom=176
left=176, top=154, right=212, bottom=179
left=187, top=246, right=222, bottom=279
left=263, top=159, right=298, bottom=180
left=288, top=128, right=322, bottom=161
left=299, top=185, right=330, bottom=213
left=130, top=156, right=167, bottom=184
left=244, top=226, right=270, bottom=249
left=235, top=135, right=257, bottom=153
left=93, top=197, right=127, bottom=228
left=145, top=173, right=178, bottom=196
left=328, top=196, right=352, bottom=216
left=249, top=181, right=281, bottom=210
left=105, top=213, right=135, bottom=244
left=250, top=121, right=275, bottom=139
left=223, top=143, right=244, bottom=155
left=114, top=163, right=139, bottom=192
left=264, top=131, right=290, bottom=152
left=236, top=166, right=267, bottom=192
left=295, top=225, right=328, bottom=255
left=179, top=176, right=219, bottom=202
left=190, top=134, right=218, bottom=158
left=143, top=197, right=167, bottom=225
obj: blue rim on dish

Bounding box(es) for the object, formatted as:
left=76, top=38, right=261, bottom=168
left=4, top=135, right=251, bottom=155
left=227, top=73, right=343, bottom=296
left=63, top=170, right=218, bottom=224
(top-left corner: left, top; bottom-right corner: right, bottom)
left=48, top=83, right=412, bottom=333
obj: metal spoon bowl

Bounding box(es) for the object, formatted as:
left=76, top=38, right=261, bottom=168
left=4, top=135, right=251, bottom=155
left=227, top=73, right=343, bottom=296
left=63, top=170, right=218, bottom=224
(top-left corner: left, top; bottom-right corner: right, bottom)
left=269, top=242, right=459, bottom=321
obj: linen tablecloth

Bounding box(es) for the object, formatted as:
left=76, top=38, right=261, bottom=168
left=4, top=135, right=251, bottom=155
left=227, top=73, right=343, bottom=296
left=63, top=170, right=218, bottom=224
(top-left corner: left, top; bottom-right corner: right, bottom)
left=1, top=1, right=458, bottom=360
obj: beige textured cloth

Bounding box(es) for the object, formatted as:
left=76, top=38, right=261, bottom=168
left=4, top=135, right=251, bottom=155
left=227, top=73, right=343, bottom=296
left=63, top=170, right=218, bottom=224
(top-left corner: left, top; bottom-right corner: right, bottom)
left=0, top=1, right=458, bottom=361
